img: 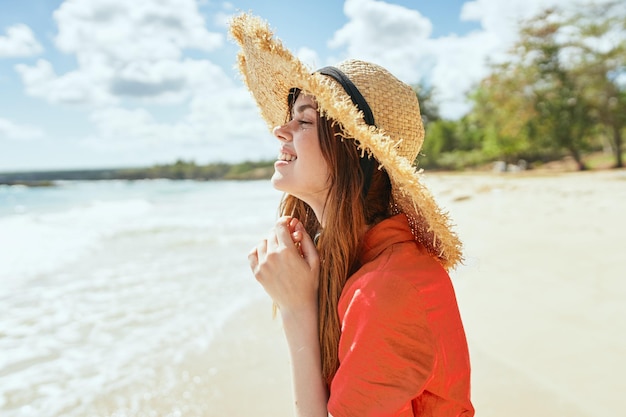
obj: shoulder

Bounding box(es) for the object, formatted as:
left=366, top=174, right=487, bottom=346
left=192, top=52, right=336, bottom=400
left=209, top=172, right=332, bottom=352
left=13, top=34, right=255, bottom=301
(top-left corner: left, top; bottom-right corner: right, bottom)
left=340, top=239, right=456, bottom=322
left=354, top=238, right=450, bottom=293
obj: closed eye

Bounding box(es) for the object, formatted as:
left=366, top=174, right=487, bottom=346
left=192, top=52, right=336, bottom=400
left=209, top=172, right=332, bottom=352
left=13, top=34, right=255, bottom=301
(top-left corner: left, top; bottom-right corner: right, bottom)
left=291, top=102, right=317, bottom=122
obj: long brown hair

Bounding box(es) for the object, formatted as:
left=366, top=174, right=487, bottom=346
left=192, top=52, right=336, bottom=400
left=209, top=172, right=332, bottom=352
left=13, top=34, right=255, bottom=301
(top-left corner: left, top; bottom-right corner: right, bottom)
left=279, top=90, right=392, bottom=383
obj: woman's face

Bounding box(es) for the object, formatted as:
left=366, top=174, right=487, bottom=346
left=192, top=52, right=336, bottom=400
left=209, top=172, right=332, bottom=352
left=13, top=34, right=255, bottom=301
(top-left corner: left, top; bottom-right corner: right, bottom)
left=271, top=94, right=330, bottom=210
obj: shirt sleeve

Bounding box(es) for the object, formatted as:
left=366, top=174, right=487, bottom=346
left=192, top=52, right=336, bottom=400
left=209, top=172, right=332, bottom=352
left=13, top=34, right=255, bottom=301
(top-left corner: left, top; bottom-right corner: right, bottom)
left=328, top=269, right=436, bottom=417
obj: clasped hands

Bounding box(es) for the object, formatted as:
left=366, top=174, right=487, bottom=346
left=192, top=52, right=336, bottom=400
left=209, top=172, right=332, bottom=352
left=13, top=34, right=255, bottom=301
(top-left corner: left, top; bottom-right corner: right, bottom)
left=248, top=216, right=320, bottom=314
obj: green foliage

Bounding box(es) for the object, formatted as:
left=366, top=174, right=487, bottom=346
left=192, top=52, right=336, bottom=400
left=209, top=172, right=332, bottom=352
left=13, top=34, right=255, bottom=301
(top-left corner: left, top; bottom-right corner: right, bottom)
left=518, top=9, right=597, bottom=169
left=412, top=82, right=440, bottom=127
left=564, top=0, right=626, bottom=167
left=468, top=64, right=537, bottom=163
left=419, top=120, right=458, bottom=168
left=224, top=160, right=275, bottom=179
left=116, top=159, right=273, bottom=181
left=418, top=117, right=488, bottom=169
left=461, top=2, right=626, bottom=170
left=435, top=150, right=491, bottom=171
left=0, top=160, right=275, bottom=184
left=116, top=159, right=230, bottom=180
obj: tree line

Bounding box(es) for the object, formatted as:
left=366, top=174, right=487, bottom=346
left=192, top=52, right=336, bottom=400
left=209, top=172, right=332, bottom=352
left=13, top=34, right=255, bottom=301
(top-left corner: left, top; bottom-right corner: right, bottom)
left=415, top=1, right=625, bottom=171
left=114, top=159, right=274, bottom=180
left=0, top=160, right=275, bottom=185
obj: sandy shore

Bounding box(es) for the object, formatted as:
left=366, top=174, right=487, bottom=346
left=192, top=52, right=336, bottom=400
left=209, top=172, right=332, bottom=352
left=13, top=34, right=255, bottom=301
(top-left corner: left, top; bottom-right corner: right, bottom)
left=207, top=170, right=626, bottom=416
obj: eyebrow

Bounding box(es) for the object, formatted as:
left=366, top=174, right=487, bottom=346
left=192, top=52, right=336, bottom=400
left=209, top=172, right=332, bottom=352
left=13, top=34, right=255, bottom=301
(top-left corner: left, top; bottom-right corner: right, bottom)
left=293, top=103, right=317, bottom=116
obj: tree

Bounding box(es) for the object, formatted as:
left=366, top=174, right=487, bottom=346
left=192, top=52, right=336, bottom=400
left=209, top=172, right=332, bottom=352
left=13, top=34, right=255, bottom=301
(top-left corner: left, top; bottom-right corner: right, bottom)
left=413, top=82, right=440, bottom=128
left=414, top=82, right=444, bottom=167
left=566, top=0, right=626, bottom=168
left=467, top=5, right=626, bottom=171
left=469, top=63, right=537, bottom=164
left=516, top=8, right=597, bottom=170
left=420, top=119, right=456, bottom=167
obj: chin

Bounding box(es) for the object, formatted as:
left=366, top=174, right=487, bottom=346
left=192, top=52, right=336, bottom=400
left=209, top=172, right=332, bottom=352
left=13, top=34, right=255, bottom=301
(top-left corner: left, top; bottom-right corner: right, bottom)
left=270, top=172, right=286, bottom=192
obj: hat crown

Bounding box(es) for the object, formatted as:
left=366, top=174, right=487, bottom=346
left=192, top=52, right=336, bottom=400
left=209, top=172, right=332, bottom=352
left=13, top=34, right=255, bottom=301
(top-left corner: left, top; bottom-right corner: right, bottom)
left=332, top=59, right=424, bottom=162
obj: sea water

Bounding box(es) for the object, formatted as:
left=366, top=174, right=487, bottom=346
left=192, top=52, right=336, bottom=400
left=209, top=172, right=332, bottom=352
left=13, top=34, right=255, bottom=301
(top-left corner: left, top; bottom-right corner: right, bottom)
left=0, top=179, right=282, bottom=416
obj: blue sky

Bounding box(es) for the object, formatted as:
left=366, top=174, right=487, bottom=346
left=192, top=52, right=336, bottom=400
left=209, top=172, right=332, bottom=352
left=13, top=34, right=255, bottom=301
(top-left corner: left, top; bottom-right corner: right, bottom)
left=0, top=0, right=605, bottom=172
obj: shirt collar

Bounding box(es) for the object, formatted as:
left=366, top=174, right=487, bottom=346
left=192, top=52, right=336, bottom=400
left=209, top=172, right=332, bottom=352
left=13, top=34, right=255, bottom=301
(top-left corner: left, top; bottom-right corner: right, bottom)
left=359, top=213, right=415, bottom=265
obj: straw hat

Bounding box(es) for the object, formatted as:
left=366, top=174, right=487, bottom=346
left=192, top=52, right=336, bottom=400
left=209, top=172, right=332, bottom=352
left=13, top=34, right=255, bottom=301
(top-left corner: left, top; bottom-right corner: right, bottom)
left=230, top=13, right=462, bottom=270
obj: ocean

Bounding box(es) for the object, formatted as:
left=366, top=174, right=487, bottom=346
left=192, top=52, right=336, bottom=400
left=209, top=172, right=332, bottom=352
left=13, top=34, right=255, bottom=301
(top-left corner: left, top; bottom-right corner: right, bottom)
left=0, top=179, right=283, bottom=417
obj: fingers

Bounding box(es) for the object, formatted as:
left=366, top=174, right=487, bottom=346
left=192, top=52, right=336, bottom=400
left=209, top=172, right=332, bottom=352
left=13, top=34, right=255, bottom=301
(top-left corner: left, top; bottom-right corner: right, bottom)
left=296, top=221, right=319, bottom=269
left=248, top=238, right=268, bottom=279
left=247, top=246, right=258, bottom=269
left=247, top=216, right=320, bottom=312
left=250, top=217, right=292, bottom=272
left=289, top=217, right=303, bottom=244
left=274, top=216, right=297, bottom=249
left=249, top=218, right=293, bottom=278
left=249, top=216, right=318, bottom=281
left=266, top=230, right=278, bottom=251
left=274, top=216, right=305, bottom=245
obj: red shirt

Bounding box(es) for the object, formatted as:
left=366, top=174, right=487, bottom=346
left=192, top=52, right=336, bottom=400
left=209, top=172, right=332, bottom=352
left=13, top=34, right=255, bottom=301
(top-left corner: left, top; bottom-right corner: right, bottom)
left=328, top=214, right=474, bottom=417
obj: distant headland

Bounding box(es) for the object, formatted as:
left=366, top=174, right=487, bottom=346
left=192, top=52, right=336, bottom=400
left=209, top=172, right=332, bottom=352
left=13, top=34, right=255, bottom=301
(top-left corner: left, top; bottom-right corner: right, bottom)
left=0, top=159, right=275, bottom=187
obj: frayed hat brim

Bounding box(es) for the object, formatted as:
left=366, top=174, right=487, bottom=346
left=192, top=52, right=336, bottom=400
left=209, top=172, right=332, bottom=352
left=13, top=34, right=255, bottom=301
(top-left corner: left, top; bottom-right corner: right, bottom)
left=230, top=13, right=462, bottom=270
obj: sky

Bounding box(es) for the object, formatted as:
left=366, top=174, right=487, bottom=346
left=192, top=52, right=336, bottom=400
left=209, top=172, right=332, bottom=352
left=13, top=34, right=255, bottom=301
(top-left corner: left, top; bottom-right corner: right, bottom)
left=0, top=0, right=616, bottom=172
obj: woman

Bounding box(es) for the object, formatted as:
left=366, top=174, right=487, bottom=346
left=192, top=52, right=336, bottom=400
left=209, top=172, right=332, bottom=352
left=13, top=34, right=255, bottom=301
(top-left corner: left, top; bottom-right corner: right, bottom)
left=232, top=13, right=474, bottom=417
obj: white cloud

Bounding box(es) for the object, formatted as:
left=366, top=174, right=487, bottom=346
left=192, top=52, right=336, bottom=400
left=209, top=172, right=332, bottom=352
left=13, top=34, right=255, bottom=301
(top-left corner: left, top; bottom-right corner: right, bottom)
left=81, top=85, right=275, bottom=163
left=328, top=0, right=472, bottom=116
left=213, top=12, right=233, bottom=29
left=10, top=0, right=277, bottom=166
left=16, top=59, right=114, bottom=105
left=329, top=0, right=434, bottom=82
left=428, top=31, right=501, bottom=118
left=329, top=0, right=621, bottom=119
left=53, top=0, right=222, bottom=59
left=16, top=0, right=225, bottom=106
left=328, top=0, right=473, bottom=117
left=0, top=117, right=45, bottom=140
left=0, top=24, right=43, bottom=58
left=109, top=58, right=232, bottom=104
left=296, top=47, right=321, bottom=70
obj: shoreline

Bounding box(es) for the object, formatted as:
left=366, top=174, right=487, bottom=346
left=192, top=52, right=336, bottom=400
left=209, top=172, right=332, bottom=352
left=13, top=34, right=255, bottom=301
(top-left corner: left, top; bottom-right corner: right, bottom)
left=2, top=160, right=624, bottom=187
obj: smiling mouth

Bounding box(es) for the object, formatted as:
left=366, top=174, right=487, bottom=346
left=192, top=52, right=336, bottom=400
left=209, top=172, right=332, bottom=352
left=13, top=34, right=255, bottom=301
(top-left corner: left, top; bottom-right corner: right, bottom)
left=277, top=152, right=297, bottom=162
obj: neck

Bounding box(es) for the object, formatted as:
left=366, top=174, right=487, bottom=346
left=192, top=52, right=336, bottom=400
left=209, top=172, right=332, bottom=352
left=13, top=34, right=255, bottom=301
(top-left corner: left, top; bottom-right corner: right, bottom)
left=310, top=204, right=326, bottom=228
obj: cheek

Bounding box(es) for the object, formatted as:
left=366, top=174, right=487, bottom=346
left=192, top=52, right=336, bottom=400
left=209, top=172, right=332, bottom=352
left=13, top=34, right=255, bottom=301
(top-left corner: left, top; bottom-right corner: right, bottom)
left=295, top=131, right=328, bottom=180
left=309, top=158, right=331, bottom=188
left=302, top=145, right=326, bottom=172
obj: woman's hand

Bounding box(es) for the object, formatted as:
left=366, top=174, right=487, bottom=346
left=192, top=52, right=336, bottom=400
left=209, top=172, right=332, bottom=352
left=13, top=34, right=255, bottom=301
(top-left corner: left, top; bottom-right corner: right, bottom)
left=249, top=217, right=329, bottom=417
left=248, top=216, right=320, bottom=314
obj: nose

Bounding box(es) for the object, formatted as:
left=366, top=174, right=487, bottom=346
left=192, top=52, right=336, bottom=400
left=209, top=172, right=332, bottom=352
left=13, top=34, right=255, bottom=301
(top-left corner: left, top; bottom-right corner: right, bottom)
left=273, top=124, right=291, bottom=142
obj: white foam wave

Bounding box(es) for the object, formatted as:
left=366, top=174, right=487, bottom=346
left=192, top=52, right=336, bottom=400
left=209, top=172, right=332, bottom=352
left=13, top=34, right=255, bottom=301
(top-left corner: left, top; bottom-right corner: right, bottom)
left=0, top=199, right=153, bottom=286
left=0, top=180, right=282, bottom=416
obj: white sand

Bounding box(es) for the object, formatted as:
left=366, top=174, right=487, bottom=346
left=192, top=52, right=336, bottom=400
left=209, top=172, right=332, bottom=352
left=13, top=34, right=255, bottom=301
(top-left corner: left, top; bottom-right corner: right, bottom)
left=209, top=170, right=626, bottom=416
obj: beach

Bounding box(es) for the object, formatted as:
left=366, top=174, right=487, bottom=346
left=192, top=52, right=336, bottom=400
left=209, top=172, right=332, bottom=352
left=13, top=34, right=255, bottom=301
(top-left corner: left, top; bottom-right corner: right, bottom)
left=1, top=170, right=625, bottom=416
left=205, top=170, right=626, bottom=417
